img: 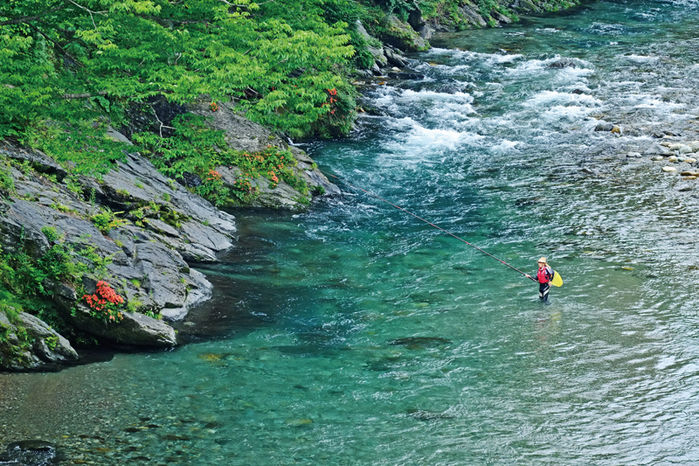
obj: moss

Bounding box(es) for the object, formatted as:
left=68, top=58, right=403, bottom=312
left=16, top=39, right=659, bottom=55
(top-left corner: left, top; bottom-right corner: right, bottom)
left=0, top=165, right=15, bottom=195
left=50, top=202, right=80, bottom=215
left=0, top=302, right=34, bottom=368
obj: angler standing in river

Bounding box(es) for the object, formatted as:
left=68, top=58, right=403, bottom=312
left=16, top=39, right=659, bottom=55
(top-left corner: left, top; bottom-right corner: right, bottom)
left=526, top=257, right=554, bottom=303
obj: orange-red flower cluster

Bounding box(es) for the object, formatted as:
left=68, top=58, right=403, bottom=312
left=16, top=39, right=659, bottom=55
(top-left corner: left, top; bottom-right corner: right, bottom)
left=210, top=101, right=219, bottom=112
left=206, top=169, right=222, bottom=181
left=326, top=88, right=338, bottom=116
left=83, top=281, right=125, bottom=322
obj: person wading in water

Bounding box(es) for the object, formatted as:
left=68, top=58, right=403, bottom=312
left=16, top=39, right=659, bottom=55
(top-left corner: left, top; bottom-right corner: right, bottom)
left=526, top=257, right=554, bottom=303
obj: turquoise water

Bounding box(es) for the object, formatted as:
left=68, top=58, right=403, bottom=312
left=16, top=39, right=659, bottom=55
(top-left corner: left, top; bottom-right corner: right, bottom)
left=2, top=1, right=698, bottom=463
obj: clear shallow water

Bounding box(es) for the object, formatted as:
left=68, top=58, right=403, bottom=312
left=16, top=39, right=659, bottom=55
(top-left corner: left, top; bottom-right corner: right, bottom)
left=2, top=1, right=698, bottom=464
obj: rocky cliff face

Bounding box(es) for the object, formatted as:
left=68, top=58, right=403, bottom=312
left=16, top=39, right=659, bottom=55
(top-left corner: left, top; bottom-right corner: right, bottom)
left=0, top=111, right=337, bottom=370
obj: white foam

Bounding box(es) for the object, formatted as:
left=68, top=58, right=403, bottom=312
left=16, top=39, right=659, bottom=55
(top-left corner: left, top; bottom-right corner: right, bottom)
left=425, top=47, right=522, bottom=65
left=540, top=105, right=595, bottom=122
left=632, top=96, right=685, bottom=110
left=587, top=22, right=626, bottom=35
left=374, top=88, right=477, bottom=123
left=383, top=117, right=483, bottom=155
left=511, top=55, right=593, bottom=75
left=490, top=139, right=520, bottom=153
left=523, top=90, right=602, bottom=108
left=625, top=54, right=661, bottom=63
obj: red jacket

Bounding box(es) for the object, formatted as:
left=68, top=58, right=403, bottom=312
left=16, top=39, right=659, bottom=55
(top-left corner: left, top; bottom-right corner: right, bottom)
left=537, top=266, right=553, bottom=284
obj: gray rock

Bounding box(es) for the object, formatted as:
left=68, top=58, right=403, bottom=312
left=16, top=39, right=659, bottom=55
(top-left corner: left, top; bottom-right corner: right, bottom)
left=0, top=141, right=67, bottom=181
left=594, top=122, right=615, bottom=132
left=189, top=99, right=339, bottom=210
left=384, top=46, right=409, bottom=68
left=459, top=3, right=488, bottom=27
left=416, top=23, right=434, bottom=40
left=19, top=312, right=79, bottom=363
left=0, top=141, right=241, bottom=365
left=355, top=21, right=388, bottom=68
left=0, top=311, right=79, bottom=370
left=643, top=143, right=672, bottom=156
left=492, top=11, right=513, bottom=24
left=71, top=305, right=177, bottom=347
left=379, top=15, right=430, bottom=52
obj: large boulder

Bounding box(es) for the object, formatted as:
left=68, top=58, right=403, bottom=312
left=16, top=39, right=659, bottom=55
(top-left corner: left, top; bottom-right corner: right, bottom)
left=459, top=2, right=488, bottom=27
left=379, top=15, right=430, bottom=53
left=0, top=311, right=79, bottom=371
left=70, top=304, right=177, bottom=347
left=189, top=100, right=340, bottom=211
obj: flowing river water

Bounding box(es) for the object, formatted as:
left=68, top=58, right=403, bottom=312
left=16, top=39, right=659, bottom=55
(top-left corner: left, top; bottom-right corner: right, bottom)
left=1, top=0, right=698, bottom=464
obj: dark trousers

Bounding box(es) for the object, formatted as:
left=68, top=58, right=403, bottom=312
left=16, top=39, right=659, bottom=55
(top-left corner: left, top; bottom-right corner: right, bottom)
left=539, top=282, right=550, bottom=302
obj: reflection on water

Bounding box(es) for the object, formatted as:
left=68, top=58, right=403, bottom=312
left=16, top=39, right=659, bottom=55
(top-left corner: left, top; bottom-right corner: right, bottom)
left=1, top=0, right=698, bottom=463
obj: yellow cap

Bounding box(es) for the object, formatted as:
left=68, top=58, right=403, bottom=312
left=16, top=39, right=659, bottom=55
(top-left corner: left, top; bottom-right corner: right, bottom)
left=537, top=257, right=547, bottom=264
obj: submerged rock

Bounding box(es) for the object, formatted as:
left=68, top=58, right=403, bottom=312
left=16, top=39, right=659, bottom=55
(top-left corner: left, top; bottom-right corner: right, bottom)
left=389, top=336, right=451, bottom=349
left=0, top=440, right=60, bottom=465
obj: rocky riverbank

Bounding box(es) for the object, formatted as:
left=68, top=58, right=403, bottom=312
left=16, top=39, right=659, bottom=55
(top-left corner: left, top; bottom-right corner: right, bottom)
left=0, top=110, right=337, bottom=371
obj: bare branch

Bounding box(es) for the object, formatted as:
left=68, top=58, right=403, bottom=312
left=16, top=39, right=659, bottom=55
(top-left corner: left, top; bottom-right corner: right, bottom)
left=150, top=105, right=174, bottom=138
left=66, top=0, right=107, bottom=28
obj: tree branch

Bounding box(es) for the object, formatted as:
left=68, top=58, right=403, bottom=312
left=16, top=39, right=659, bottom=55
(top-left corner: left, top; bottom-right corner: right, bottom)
left=28, top=24, right=85, bottom=68
left=63, top=91, right=108, bottom=99
left=66, top=0, right=107, bottom=28
left=150, top=105, right=174, bottom=138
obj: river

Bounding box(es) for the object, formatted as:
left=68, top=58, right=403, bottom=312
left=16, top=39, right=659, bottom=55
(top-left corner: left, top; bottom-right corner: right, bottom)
left=1, top=0, right=698, bottom=464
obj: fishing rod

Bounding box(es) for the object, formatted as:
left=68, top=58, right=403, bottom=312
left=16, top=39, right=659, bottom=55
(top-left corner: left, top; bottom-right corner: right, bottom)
left=327, top=173, right=536, bottom=281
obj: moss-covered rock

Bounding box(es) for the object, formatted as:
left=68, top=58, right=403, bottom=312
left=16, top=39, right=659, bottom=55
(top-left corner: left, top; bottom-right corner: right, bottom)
left=0, top=309, right=78, bottom=371
left=379, top=14, right=431, bottom=52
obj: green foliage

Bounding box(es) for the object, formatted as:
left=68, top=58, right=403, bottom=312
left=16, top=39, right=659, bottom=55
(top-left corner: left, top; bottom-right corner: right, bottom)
left=0, top=227, right=119, bottom=330
left=0, top=0, right=360, bottom=151
left=0, top=163, right=15, bottom=195
left=90, top=207, right=128, bottom=234
left=127, top=200, right=185, bottom=228
left=374, top=0, right=418, bottom=20
left=418, top=0, right=518, bottom=28
left=23, top=118, right=128, bottom=176
left=134, top=114, right=309, bottom=207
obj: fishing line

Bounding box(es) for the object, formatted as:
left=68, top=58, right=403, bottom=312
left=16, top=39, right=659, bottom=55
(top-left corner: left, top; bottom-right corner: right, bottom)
left=327, top=173, right=535, bottom=281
